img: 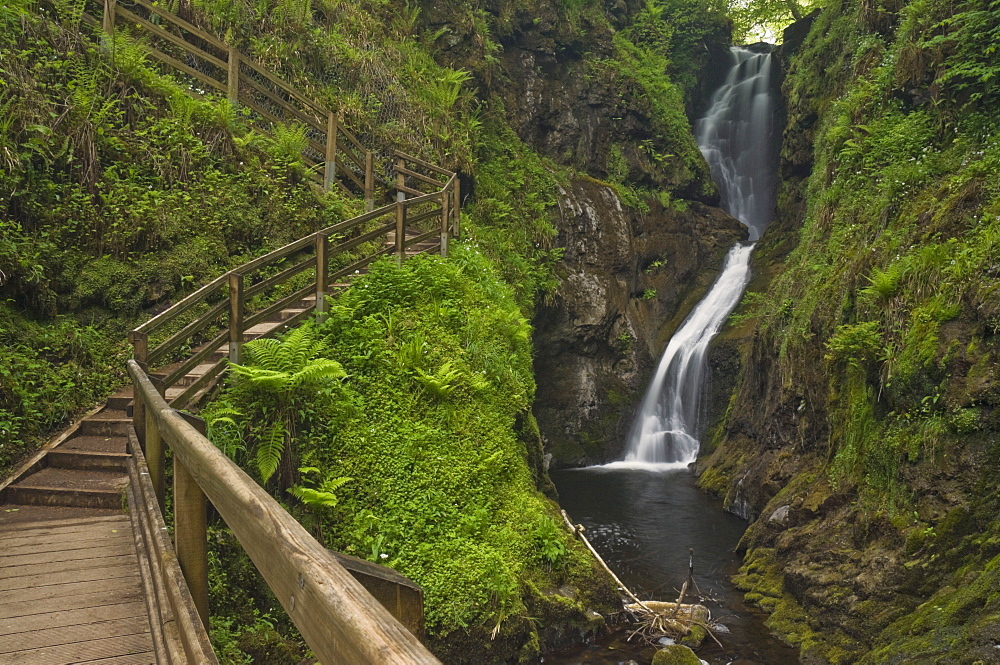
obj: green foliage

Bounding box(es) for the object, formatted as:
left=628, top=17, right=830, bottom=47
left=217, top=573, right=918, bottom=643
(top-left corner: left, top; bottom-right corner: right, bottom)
left=288, top=467, right=352, bottom=508
left=726, top=0, right=820, bottom=43
left=533, top=515, right=568, bottom=566
left=824, top=321, right=883, bottom=368
left=205, top=249, right=603, bottom=653
left=468, top=118, right=562, bottom=309
left=210, top=325, right=348, bottom=485
left=588, top=20, right=714, bottom=196
left=0, top=3, right=358, bottom=473
left=720, top=0, right=1000, bottom=522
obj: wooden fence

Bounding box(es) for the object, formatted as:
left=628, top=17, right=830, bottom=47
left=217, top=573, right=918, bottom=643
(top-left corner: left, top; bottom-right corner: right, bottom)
left=129, top=361, right=441, bottom=664
left=93, top=0, right=375, bottom=204
left=81, top=0, right=467, bottom=657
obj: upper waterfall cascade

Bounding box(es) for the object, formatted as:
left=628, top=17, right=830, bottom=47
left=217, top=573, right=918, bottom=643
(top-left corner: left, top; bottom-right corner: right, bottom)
left=613, top=47, right=778, bottom=469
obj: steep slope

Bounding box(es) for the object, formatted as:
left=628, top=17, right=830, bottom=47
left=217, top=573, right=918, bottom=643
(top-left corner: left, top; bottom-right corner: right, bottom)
left=699, top=0, right=1000, bottom=661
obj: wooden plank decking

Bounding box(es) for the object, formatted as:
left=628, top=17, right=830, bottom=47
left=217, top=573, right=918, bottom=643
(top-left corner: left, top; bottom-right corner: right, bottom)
left=0, top=511, right=155, bottom=665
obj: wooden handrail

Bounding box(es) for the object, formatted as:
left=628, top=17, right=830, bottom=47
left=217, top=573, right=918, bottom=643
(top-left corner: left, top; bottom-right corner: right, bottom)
left=130, top=0, right=227, bottom=51
left=128, top=362, right=441, bottom=665
left=101, top=2, right=464, bottom=655
left=393, top=150, right=453, bottom=177
left=103, top=0, right=372, bottom=197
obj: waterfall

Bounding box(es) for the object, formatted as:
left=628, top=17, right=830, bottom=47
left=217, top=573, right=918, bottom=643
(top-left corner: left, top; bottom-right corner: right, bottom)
left=610, top=47, right=778, bottom=469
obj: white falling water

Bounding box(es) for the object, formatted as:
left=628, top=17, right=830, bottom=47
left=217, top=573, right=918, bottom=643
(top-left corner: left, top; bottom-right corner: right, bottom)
left=608, top=47, right=777, bottom=470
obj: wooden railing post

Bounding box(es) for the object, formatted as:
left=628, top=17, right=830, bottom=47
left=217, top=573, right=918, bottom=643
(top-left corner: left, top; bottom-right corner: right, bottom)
left=364, top=151, right=374, bottom=212
left=228, top=273, right=244, bottom=364
left=395, top=156, right=406, bottom=203
left=396, top=201, right=406, bottom=266
left=315, top=233, right=329, bottom=317
left=227, top=47, right=239, bottom=103
left=176, top=412, right=210, bottom=630
left=102, top=0, right=117, bottom=33
left=324, top=113, right=337, bottom=192
left=129, top=330, right=148, bottom=447
left=440, top=189, right=450, bottom=258
left=147, top=375, right=166, bottom=510
left=452, top=179, right=461, bottom=238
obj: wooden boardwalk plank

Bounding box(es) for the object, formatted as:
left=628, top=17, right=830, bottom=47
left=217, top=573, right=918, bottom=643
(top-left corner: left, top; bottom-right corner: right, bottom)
left=4, top=521, right=130, bottom=545
left=76, top=652, right=156, bottom=665
left=1, top=632, right=152, bottom=664
left=0, top=563, right=139, bottom=592
left=0, top=541, right=134, bottom=568
left=2, top=534, right=128, bottom=557
left=0, top=515, right=130, bottom=537
left=0, top=601, right=147, bottom=637
left=0, top=553, right=136, bottom=581
left=0, top=615, right=148, bottom=653
left=0, top=586, right=144, bottom=620
left=0, top=573, right=141, bottom=604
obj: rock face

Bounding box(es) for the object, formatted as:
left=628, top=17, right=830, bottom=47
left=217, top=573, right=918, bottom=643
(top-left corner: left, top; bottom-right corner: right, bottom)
left=533, top=178, right=744, bottom=465
left=420, top=0, right=744, bottom=464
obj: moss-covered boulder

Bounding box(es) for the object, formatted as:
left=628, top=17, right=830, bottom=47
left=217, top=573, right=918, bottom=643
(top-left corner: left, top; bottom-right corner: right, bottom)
left=652, top=644, right=702, bottom=665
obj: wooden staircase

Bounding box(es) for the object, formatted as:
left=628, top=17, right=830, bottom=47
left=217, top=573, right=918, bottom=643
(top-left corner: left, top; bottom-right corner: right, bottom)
left=2, top=3, right=459, bottom=661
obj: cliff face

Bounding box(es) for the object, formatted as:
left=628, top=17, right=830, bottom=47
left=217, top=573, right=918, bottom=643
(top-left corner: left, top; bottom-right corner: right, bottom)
left=698, top=1, right=1000, bottom=662
left=534, top=179, right=743, bottom=465
left=424, top=0, right=746, bottom=464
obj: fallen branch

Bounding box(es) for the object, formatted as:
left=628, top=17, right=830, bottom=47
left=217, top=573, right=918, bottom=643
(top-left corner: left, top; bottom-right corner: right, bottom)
left=560, top=509, right=728, bottom=650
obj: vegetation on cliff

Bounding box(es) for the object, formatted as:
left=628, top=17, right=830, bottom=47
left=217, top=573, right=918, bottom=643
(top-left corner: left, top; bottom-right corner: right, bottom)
left=703, top=0, right=1000, bottom=661
left=202, top=249, right=615, bottom=660
left=1, top=0, right=736, bottom=661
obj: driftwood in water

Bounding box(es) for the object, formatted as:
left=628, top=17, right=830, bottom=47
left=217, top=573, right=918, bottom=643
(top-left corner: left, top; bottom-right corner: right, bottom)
left=561, top=509, right=719, bottom=646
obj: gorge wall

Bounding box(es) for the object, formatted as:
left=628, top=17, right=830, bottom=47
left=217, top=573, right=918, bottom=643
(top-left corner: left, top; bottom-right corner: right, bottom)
left=697, top=1, right=1000, bottom=662
left=423, top=0, right=748, bottom=465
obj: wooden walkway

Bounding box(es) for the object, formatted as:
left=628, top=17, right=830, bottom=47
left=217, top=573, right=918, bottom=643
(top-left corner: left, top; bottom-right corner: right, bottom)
left=0, top=511, right=154, bottom=664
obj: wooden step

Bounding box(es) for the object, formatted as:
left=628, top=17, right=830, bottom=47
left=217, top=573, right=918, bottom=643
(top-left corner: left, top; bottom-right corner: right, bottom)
left=79, top=418, right=130, bottom=437
left=4, top=473, right=127, bottom=509
left=169, top=361, right=222, bottom=388
left=58, top=435, right=128, bottom=454
left=47, top=450, right=130, bottom=472
left=3, top=486, right=121, bottom=509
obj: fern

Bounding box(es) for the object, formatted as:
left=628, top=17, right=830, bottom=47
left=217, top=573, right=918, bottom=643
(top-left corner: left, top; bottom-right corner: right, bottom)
left=255, top=420, right=286, bottom=483
left=226, top=325, right=347, bottom=485
left=414, top=361, right=463, bottom=399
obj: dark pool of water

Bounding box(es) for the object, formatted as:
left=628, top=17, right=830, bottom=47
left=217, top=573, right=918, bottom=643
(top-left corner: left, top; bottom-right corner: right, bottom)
left=544, top=466, right=799, bottom=665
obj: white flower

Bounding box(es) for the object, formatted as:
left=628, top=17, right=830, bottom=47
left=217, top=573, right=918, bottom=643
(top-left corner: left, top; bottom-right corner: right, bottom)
left=379, top=553, right=388, bottom=560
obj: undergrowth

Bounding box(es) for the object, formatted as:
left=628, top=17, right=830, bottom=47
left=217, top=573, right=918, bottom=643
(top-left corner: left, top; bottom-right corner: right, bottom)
left=202, top=248, right=612, bottom=660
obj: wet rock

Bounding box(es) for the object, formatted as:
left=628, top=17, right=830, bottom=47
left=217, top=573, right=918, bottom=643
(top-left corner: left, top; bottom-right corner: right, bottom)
left=533, top=178, right=744, bottom=465
left=769, top=504, right=791, bottom=525
left=651, top=644, right=702, bottom=665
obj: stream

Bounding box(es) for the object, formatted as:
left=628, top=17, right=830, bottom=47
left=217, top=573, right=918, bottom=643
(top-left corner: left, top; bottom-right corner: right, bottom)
left=545, top=47, right=796, bottom=664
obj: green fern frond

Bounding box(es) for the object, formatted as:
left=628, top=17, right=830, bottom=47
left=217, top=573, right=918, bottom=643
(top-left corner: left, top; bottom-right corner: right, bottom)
left=255, top=420, right=286, bottom=483
left=289, top=359, right=346, bottom=387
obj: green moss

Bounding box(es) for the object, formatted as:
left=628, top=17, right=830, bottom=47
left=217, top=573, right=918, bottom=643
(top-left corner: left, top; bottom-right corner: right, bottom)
left=203, top=249, right=615, bottom=660
left=651, top=645, right=701, bottom=664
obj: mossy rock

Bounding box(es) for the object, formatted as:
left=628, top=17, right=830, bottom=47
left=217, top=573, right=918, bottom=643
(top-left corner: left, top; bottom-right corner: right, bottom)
left=652, top=644, right=702, bottom=665
left=679, top=624, right=707, bottom=648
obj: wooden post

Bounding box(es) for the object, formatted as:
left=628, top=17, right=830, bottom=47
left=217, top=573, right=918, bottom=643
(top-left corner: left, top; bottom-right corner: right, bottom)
left=315, top=233, right=329, bottom=317
left=146, top=376, right=166, bottom=511
left=324, top=113, right=337, bottom=192
left=395, top=156, right=406, bottom=203
left=440, top=190, right=449, bottom=258
left=452, top=179, right=461, bottom=238
left=395, top=201, right=406, bottom=266
left=364, top=151, right=374, bottom=212
left=227, top=47, right=239, bottom=103
left=228, top=273, right=244, bottom=364
left=129, top=331, right=148, bottom=448
left=176, top=412, right=210, bottom=630
left=102, top=0, right=117, bottom=34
